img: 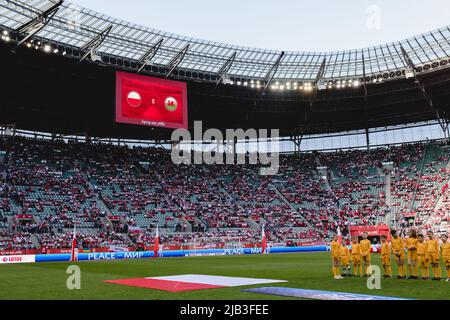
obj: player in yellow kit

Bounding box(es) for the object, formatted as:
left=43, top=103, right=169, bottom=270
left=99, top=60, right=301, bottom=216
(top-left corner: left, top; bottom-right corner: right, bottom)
left=440, top=234, right=450, bottom=282
left=405, top=229, right=419, bottom=279
left=340, top=240, right=351, bottom=277
left=390, top=230, right=406, bottom=279
left=351, top=236, right=362, bottom=277
left=380, top=234, right=392, bottom=278
left=331, top=235, right=343, bottom=279
left=360, top=232, right=372, bottom=277
left=426, top=231, right=441, bottom=281
left=417, top=234, right=429, bottom=280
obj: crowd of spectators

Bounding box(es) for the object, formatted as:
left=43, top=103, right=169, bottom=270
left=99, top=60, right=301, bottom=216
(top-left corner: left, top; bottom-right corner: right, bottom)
left=0, top=136, right=448, bottom=252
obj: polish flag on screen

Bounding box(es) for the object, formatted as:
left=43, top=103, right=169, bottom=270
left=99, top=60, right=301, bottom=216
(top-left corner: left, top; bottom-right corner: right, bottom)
left=127, top=91, right=142, bottom=108
left=261, top=225, right=267, bottom=254
left=154, top=226, right=160, bottom=258
left=70, top=226, right=78, bottom=262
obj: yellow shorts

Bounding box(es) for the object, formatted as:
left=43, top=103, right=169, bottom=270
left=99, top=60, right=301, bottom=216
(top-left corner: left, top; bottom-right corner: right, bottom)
left=393, top=250, right=405, bottom=260
left=443, top=257, right=450, bottom=267
left=407, top=251, right=418, bottom=262
left=427, top=254, right=439, bottom=264
left=352, top=255, right=361, bottom=264
left=418, top=255, right=427, bottom=267
left=341, top=257, right=350, bottom=266
left=381, top=255, right=391, bottom=266
left=361, top=254, right=371, bottom=264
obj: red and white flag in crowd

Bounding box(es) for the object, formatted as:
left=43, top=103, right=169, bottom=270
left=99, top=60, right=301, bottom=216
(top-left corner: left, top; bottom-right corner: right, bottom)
left=441, top=183, right=449, bottom=194
left=70, top=225, right=78, bottom=262
left=261, top=225, right=267, bottom=254
left=154, top=226, right=160, bottom=258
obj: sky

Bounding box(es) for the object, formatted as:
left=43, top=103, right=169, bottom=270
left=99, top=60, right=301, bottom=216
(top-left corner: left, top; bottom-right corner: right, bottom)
left=69, top=0, right=450, bottom=52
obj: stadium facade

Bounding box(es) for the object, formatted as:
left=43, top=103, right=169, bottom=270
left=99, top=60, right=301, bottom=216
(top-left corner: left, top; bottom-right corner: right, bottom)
left=0, top=0, right=450, bottom=255
left=1, top=0, right=450, bottom=149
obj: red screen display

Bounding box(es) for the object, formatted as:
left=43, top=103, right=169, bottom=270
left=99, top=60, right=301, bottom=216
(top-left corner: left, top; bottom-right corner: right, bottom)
left=116, top=71, right=188, bottom=129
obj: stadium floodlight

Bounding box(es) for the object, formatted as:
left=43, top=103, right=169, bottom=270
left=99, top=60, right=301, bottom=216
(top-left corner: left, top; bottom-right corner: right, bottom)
left=79, top=25, right=113, bottom=63
left=43, top=44, right=52, bottom=53
left=222, top=75, right=233, bottom=85
left=405, top=71, right=414, bottom=79
left=12, top=0, right=63, bottom=52
left=353, top=79, right=361, bottom=87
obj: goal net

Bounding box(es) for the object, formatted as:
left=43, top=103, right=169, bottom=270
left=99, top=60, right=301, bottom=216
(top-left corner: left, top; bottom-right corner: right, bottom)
left=185, top=236, right=244, bottom=255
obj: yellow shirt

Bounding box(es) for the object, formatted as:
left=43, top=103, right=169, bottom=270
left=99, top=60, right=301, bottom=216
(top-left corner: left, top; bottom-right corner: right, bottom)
left=417, top=242, right=426, bottom=256
left=331, top=241, right=341, bottom=258
left=360, top=239, right=371, bottom=255
left=426, top=239, right=439, bottom=254
left=405, top=237, right=418, bottom=251
left=351, top=243, right=361, bottom=255
left=391, top=237, right=405, bottom=252
left=381, top=242, right=391, bottom=256
left=441, top=242, right=450, bottom=258
left=340, top=246, right=350, bottom=258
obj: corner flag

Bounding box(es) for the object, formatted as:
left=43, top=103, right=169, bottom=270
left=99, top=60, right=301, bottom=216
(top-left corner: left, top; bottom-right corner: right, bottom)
left=70, top=225, right=78, bottom=262
left=261, top=225, right=267, bottom=254
left=337, top=226, right=342, bottom=245
left=154, top=226, right=160, bottom=258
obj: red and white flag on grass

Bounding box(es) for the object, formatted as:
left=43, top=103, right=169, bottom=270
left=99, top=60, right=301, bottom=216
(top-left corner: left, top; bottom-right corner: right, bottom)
left=154, top=226, right=160, bottom=258
left=261, top=225, right=267, bottom=254
left=70, top=225, right=78, bottom=262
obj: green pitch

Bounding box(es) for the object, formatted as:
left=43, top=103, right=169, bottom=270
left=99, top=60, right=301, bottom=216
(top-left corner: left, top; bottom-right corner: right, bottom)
left=0, top=252, right=448, bottom=300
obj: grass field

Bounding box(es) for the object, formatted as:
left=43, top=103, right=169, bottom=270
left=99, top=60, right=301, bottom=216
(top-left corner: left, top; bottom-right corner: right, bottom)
left=0, top=252, right=448, bottom=300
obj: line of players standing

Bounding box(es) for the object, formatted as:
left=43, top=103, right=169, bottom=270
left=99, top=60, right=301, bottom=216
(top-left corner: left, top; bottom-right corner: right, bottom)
left=331, top=230, right=450, bottom=282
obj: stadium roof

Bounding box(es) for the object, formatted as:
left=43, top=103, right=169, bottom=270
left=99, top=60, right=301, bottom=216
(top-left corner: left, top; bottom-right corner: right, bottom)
left=1, top=0, right=450, bottom=83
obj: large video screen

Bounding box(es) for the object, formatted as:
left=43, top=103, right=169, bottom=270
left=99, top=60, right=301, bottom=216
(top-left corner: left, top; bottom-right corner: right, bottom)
left=115, top=71, right=188, bottom=129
